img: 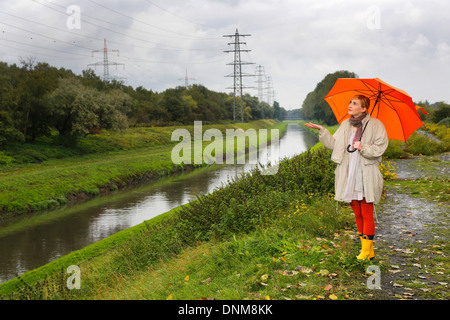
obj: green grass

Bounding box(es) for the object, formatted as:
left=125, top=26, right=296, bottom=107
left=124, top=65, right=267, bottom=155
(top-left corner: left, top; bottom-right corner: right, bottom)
left=1, top=120, right=447, bottom=300
left=0, top=147, right=378, bottom=300
left=0, top=120, right=286, bottom=218
left=72, top=194, right=367, bottom=300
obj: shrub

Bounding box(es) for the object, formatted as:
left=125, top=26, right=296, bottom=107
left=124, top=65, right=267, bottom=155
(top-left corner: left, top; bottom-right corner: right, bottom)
left=384, top=140, right=406, bottom=159
left=0, top=152, right=14, bottom=166
left=438, top=117, right=450, bottom=127
left=406, top=133, right=443, bottom=156
left=379, top=161, right=398, bottom=181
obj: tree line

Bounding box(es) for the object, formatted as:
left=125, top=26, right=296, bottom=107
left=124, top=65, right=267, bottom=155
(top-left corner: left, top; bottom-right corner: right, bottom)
left=299, top=70, right=449, bottom=126
left=0, top=59, right=286, bottom=147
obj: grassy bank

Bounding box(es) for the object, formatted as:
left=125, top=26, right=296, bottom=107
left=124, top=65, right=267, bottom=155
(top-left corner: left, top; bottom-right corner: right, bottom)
left=0, top=146, right=338, bottom=297
left=1, top=121, right=446, bottom=300
left=0, top=120, right=286, bottom=218
left=1, top=145, right=382, bottom=300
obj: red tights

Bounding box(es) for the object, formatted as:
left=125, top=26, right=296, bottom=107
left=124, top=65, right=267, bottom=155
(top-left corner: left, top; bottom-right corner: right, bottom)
left=350, top=198, right=375, bottom=236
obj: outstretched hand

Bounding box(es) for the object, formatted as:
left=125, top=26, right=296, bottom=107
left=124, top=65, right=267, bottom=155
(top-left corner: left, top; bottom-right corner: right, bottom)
left=304, top=122, right=324, bottom=131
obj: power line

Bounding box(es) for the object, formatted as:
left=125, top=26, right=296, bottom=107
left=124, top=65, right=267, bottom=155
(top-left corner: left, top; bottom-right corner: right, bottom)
left=33, top=0, right=220, bottom=51
left=143, top=0, right=216, bottom=29
left=224, top=29, right=255, bottom=122
left=87, top=0, right=218, bottom=41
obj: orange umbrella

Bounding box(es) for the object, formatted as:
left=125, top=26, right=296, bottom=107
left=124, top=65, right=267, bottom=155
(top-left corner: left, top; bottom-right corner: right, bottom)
left=324, top=77, right=424, bottom=141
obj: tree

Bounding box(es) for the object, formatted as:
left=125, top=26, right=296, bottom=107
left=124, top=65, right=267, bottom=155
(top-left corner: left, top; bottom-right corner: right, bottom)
left=158, top=88, right=186, bottom=122
left=301, top=70, right=357, bottom=125
left=432, top=102, right=450, bottom=124
left=97, top=89, right=133, bottom=131
left=48, top=78, right=100, bottom=145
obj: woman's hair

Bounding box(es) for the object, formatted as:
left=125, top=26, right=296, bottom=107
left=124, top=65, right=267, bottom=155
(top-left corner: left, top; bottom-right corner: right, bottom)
left=352, top=95, right=370, bottom=112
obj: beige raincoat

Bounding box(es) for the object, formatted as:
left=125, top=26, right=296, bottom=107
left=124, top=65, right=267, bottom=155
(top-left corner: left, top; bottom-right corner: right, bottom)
left=319, top=115, right=389, bottom=204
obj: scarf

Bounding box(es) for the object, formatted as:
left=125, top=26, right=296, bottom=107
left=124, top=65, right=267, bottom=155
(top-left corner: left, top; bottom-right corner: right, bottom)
left=349, top=113, right=367, bottom=143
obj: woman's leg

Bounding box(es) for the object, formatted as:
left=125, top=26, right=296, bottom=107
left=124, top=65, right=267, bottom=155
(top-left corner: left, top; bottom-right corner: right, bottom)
left=360, top=198, right=375, bottom=237
left=350, top=200, right=363, bottom=235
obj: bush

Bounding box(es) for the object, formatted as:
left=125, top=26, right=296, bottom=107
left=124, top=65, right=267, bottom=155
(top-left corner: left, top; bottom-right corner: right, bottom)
left=438, top=117, right=450, bottom=127
left=424, top=122, right=450, bottom=152
left=384, top=140, right=406, bottom=159
left=0, top=152, right=14, bottom=166
left=406, top=133, right=444, bottom=156
left=379, top=161, right=398, bottom=181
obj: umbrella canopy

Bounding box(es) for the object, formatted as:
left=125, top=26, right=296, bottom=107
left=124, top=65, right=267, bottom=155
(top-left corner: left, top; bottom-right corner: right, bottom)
left=324, top=78, right=424, bottom=141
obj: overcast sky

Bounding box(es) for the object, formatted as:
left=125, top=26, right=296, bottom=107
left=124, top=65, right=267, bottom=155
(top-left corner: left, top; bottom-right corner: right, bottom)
left=0, top=0, right=449, bottom=110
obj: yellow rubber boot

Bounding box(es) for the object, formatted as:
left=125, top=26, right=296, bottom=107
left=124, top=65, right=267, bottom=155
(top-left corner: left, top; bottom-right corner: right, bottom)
left=357, top=235, right=375, bottom=260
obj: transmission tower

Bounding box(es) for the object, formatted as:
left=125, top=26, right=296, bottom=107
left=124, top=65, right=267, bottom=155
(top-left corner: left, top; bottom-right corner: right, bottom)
left=255, top=65, right=266, bottom=103
left=224, top=29, right=255, bottom=122
left=88, top=38, right=125, bottom=82
left=265, top=76, right=275, bottom=106
left=178, top=69, right=196, bottom=88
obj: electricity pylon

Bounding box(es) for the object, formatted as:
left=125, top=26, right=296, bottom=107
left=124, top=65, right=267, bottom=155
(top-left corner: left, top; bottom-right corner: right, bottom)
left=88, top=39, right=124, bottom=82
left=179, top=69, right=196, bottom=88
left=265, top=76, right=275, bottom=106
left=255, top=65, right=266, bottom=103
left=224, top=29, right=255, bottom=122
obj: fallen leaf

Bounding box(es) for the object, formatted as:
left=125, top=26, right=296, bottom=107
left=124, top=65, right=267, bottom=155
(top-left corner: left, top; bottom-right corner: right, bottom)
left=324, top=285, right=333, bottom=291
left=388, top=269, right=402, bottom=274
left=319, top=269, right=330, bottom=276
left=329, top=294, right=338, bottom=300
left=184, top=275, right=190, bottom=281
left=295, top=266, right=313, bottom=274
left=166, top=294, right=173, bottom=300
left=256, top=281, right=269, bottom=287
left=285, top=284, right=298, bottom=289
left=329, top=273, right=338, bottom=278
left=199, top=278, right=212, bottom=285
left=277, top=270, right=289, bottom=276
left=261, top=274, right=269, bottom=282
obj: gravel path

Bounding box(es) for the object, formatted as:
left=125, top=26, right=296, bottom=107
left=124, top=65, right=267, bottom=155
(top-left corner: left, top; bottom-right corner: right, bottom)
left=371, top=153, right=449, bottom=300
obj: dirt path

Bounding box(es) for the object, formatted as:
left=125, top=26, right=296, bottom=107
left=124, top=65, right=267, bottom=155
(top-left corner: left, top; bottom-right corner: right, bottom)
left=372, top=153, right=449, bottom=300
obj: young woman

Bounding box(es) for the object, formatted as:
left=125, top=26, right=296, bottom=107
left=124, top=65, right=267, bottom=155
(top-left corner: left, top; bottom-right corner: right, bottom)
left=305, top=95, right=388, bottom=260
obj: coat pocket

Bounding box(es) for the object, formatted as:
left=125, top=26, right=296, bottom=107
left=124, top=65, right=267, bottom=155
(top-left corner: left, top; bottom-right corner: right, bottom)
left=362, top=158, right=380, bottom=166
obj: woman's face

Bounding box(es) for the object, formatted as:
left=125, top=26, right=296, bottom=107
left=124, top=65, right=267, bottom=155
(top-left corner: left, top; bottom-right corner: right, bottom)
left=348, top=98, right=366, bottom=117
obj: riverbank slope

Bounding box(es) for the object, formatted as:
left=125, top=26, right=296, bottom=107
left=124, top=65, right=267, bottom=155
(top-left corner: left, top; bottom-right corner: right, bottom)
left=0, top=120, right=286, bottom=219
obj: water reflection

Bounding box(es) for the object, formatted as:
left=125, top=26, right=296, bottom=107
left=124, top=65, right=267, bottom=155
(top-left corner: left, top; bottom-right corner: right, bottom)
left=0, top=122, right=317, bottom=283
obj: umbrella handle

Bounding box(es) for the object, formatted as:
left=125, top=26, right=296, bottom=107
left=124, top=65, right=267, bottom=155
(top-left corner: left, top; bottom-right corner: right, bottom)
left=347, top=119, right=370, bottom=153
left=347, top=144, right=358, bottom=153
